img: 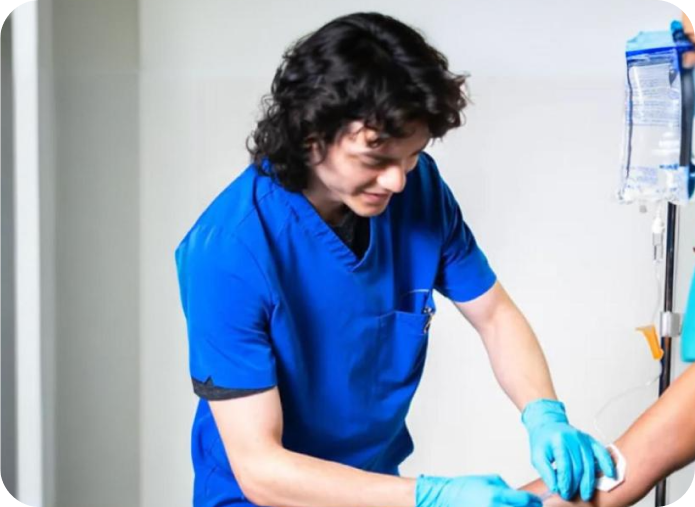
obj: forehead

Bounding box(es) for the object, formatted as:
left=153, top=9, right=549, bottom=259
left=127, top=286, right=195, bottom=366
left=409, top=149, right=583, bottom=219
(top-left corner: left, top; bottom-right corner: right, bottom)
left=343, top=120, right=430, bottom=150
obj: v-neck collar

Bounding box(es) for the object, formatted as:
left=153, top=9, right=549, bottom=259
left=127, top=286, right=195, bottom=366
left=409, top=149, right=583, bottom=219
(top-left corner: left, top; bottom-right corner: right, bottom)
left=279, top=186, right=378, bottom=272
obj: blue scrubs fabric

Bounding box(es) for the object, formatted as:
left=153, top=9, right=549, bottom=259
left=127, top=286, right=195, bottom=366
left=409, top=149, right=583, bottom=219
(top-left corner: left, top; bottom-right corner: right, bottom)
left=175, top=152, right=497, bottom=506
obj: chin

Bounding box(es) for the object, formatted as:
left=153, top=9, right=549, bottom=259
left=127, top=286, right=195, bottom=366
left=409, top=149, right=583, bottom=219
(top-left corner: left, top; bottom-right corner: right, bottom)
left=349, top=200, right=390, bottom=218
left=353, top=209, right=382, bottom=218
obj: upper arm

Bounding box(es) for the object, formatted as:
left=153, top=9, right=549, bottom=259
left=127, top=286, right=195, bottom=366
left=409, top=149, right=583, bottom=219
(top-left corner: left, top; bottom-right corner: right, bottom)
left=176, top=226, right=283, bottom=502
left=453, top=280, right=512, bottom=335
left=209, top=387, right=284, bottom=497
left=427, top=160, right=496, bottom=303
left=175, top=225, right=277, bottom=391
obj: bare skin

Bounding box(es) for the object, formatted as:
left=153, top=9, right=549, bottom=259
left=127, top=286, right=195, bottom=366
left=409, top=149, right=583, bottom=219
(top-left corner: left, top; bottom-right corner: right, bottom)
left=682, top=13, right=695, bottom=68
left=520, top=364, right=695, bottom=507
left=304, top=120, right=431, bottom=224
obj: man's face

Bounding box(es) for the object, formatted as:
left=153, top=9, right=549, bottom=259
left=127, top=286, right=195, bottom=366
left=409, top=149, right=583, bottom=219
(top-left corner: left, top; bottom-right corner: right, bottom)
left=305, top=120, right=431, bottom=219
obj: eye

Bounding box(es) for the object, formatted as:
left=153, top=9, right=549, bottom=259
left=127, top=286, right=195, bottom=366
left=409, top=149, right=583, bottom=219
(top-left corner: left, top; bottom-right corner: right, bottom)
left=362, top=155, right=420, bottom=170
left=363, top=158, right=388, bottom=169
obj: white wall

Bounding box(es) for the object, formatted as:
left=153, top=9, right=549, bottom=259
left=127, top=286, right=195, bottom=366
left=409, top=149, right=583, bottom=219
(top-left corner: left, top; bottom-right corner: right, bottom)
left=9, top=2, right=43, bottom=505
left=139, top=1, right=694, bottom=506
left=47, top=1, right=141, bottom=506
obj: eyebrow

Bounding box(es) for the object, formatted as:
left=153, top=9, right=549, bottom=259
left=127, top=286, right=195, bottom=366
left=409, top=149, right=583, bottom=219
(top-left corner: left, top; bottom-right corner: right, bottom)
left=363, top=142, right=430, bottom=162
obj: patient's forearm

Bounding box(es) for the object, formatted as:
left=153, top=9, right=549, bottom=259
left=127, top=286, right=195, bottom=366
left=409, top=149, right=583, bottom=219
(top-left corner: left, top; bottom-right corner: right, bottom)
left=521, top=365, right=695, bottom=507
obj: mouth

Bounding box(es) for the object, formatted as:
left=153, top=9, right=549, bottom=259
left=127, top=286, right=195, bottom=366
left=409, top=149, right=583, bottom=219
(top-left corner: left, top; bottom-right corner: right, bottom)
left=362, top=192, right=391, bottom=204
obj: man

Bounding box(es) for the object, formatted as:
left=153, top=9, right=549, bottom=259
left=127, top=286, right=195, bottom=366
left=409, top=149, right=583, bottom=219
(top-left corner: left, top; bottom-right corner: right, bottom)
left=175, top=12, right=616, bottom=507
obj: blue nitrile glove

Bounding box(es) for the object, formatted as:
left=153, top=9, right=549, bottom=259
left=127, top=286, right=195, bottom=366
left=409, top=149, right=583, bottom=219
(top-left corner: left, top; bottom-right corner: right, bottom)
left=521, top=399, right=617, bottom=502
left=415, top=475, right=543, bottom=507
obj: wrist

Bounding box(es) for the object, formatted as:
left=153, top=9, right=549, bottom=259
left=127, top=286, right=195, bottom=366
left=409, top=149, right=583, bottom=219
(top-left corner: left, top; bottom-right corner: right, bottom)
left=401, top=477, right=417, bottom=507
left=521, top=398, right=568, bottom=431
left=414, top=475, right=448, bottom=507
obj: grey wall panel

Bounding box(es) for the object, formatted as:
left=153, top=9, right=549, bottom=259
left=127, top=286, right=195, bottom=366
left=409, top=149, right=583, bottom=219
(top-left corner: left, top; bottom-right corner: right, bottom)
left=0, top=12, right=17, bottom=501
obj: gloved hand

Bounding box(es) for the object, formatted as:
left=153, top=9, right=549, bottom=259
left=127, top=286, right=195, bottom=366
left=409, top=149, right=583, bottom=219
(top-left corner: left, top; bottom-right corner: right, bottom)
left=415, top=474, right=543, bottom=507
left=521, top=399, right=617, bottom=502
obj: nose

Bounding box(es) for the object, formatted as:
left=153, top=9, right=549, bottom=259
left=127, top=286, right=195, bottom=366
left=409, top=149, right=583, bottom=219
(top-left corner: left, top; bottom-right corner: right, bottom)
left=377, top=163, right=407, bottom=194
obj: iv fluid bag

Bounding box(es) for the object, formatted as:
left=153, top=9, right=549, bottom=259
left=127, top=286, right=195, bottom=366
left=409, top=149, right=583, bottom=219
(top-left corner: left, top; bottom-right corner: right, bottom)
left=618, top=31, right=690, bottom=205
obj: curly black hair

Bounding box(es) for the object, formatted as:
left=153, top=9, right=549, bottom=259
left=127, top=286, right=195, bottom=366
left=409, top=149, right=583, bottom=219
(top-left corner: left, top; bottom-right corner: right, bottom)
left=246, top=12, right=469, bottom=192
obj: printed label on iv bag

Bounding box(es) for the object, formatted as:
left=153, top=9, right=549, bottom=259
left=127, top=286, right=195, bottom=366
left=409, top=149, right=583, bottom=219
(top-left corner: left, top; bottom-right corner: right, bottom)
left=628, top=63, right=680, bottom=127
left=619, top=57, right=689, bottom=204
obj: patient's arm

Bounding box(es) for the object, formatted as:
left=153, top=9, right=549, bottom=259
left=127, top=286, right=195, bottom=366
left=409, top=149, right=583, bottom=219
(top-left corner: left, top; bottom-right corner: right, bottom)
left=521, top=364, right=695, bottom=507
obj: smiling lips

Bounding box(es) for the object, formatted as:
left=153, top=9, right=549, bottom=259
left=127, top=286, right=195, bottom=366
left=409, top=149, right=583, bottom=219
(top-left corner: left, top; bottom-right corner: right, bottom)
left=362, top=192, right=391, bottom=204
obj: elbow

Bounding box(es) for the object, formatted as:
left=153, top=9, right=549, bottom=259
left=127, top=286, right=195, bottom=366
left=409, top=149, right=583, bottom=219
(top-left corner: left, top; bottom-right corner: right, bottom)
left=234, top=453, right=282, bottom=507
left=237, top=476, right=270, bottom=507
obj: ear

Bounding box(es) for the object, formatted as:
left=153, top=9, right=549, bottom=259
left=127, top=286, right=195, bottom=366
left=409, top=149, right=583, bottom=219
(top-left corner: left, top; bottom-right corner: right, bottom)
left=304, top=135, right=323, bottom=165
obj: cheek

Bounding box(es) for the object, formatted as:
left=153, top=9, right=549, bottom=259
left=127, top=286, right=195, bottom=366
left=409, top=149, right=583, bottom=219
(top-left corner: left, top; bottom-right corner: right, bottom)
left=336, top=161, right=374, bottom=195
left=348, top=173, right=378, bottom=195
left=322, top=169, right=366, bottom=197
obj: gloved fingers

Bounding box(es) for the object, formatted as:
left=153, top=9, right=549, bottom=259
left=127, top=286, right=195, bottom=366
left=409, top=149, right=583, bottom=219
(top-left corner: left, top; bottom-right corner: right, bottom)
left=552, top=440, right=575, bottom=500
left=579, top=436, right=597, bottom=502
left=566, top=437, right=585, bottom=501
left=486, top=474, right=511, bottom=489
left=531, top=449, right=557, bottom=494
left=496, top=489, right=543, bottom=507
left=590, top=438, right=617, bottom=480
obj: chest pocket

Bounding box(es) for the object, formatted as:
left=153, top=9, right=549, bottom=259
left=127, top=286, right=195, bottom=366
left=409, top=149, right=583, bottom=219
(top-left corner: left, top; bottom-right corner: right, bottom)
left=376, top=289, right=436, bottom=398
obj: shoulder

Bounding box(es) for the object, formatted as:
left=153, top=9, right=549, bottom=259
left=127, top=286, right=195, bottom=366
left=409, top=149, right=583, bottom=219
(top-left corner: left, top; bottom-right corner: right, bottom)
left=174, top=221, right=276, bottom=314
left=176, top=163, right=287, bottom=258
left=392, top=151, right=455, bottom=220
left=400, top=151, right=454, bottom=206
left=174, top=165, right=285, bottom=295
left=186, top=164, right=277, bottom=233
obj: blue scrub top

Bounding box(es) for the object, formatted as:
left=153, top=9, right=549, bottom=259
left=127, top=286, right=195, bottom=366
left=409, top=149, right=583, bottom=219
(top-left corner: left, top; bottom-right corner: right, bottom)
left=175, top=152, right=497, bottom=506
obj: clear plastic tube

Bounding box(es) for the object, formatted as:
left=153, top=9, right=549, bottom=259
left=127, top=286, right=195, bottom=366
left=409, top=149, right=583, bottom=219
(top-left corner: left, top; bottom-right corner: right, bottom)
left=593, top=205, right=665, bottom=443
left=593, top=366, right=661, bottom=443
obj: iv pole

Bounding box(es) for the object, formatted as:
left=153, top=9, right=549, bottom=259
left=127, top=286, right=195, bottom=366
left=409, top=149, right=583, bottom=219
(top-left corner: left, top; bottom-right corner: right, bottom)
left=654, top=207, right=678, bottom=507
left=654, top=19, right=694, bottom=507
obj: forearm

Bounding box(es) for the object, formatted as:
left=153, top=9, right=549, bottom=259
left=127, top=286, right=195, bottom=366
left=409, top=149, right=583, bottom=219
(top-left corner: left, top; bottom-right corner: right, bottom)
left=519, top=365, right=695, bottom=507
left=240, top=446, right=416, bottom=507
left=479, top=300, right=557, bottom=410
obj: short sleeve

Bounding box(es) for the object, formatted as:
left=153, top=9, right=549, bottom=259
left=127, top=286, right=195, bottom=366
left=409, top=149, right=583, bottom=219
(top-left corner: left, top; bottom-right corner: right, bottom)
left=433, top=179, right=497, bottom=303
left=174, top=225, right=277, bottom=392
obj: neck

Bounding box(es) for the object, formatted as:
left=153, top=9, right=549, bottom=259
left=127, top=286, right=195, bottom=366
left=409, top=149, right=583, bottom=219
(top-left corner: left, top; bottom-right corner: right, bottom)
left=303, top=179, right=348, bottom=226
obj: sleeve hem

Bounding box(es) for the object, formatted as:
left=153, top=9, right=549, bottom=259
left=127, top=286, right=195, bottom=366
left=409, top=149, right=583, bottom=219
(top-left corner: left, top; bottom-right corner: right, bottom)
left=435, top=271, right=497, bottom=303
